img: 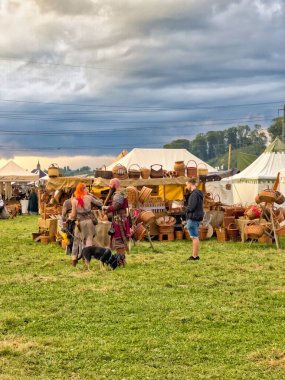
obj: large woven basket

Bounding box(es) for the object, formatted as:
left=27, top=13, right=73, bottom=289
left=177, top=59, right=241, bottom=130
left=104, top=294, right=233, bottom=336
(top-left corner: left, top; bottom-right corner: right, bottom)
left=140, top=167, right=150, bottom=179
left=215, top=227, right=229, bottom=242
left=112, top=164, right=128, bottom=180
left=132, top=223, right=146, bottom=241
left=244, top=205, right=261, bottom=220
left=48, top=163, right=60, bottom=178
left=197, top=162, right=208, bottom=177
left=174, top=161, right=185, bottom=177
left=137, top=210, right=156, bottom=226
left=138, top=186, right=152, bottom=204
left=126, top=186, right=139, bottom=206
left=186, top=160, right=197, bottom=178
left=128, top=164, right=141, bottom=179
left=94, top=165, right=113, bottom=179
left=227, top=223, right=239, bottom=241
left=244, top=224, right=264, bottom=239
left=257, top=188, right=276, bottom=204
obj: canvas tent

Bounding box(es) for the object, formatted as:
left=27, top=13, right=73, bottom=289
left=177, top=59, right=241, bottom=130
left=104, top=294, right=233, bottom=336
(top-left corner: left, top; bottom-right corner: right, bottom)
left=106, top=148, right=215, bottom=201
left=222, top=138, right=285, bottom=205
left=0, top=161, right=38, bottom=200
left=107, top=148, right=215, bottom=173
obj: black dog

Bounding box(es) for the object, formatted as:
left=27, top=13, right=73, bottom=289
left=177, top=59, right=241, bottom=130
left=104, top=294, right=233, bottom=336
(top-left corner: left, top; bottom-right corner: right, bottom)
left=77, top=246, right=119, bottom=271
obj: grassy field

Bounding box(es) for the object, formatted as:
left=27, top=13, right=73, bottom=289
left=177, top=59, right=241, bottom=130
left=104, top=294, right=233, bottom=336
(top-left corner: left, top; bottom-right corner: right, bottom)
left=1, top=216, right=285, bottom=379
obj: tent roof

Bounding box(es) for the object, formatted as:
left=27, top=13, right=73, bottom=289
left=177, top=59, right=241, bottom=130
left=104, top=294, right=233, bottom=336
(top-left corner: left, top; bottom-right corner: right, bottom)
left=264, top=137, right=285, bottom=153
left=0, top=161, right=38, bottom=182
left=112, top=150, right=128, bottom=163
left=223, top=138, right=285, bottom=182
left=106, top=148, right=215, bottom=172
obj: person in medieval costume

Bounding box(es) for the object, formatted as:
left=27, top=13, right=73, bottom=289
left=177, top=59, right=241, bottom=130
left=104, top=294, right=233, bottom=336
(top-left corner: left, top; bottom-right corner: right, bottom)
left=69, top=183, right=103, bottom=267
left=28, top=187, right=38, bottom=214
left=102, top=178, right=131, bottom=266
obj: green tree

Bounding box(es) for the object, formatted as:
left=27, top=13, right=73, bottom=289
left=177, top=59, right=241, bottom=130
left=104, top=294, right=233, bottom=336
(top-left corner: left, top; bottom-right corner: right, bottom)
left=268, top=117, right=283, bottom=139
left=164, top=139, right=190, bottom=150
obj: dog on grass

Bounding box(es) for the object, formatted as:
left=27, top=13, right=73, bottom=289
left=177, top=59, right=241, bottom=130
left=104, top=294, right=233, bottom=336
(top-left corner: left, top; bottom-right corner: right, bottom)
left=76, top=246, right=120, bottom=271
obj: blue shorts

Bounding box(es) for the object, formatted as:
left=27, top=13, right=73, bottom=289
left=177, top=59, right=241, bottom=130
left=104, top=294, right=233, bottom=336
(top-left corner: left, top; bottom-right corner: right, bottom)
left=187, top=219, right=200, bottom=238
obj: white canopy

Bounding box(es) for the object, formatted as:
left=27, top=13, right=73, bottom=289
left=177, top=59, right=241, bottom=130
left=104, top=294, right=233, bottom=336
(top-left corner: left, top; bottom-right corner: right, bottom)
left=106, top=148, right=215, bottom=172
left=0, top=161, right=38, bottom=182
left=222, top=138, right=285, bottom=204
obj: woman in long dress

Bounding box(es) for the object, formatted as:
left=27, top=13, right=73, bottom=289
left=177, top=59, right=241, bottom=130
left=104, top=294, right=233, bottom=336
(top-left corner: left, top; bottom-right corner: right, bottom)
left=70, top=183, right=102, bottom=267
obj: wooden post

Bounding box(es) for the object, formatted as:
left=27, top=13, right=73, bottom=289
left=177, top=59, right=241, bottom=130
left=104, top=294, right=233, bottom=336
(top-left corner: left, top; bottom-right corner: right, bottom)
left=228, top=144, right=232, bottom=170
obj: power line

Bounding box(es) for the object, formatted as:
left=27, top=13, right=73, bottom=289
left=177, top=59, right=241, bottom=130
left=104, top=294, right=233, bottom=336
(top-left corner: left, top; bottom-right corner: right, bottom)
left=0, top=97, right=283, bottom=111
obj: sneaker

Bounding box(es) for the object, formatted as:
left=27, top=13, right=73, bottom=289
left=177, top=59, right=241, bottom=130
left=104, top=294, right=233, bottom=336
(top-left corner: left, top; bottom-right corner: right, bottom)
left=187, top=256, right=200, bottom=260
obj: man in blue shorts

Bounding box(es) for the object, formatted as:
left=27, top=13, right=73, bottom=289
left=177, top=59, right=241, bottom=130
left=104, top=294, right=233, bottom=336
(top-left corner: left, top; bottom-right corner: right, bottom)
left=185, top=178, right=204, bottom=260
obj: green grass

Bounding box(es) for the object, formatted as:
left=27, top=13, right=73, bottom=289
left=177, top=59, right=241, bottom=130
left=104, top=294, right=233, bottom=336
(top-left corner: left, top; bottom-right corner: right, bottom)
left=1, top=216, right=285, bottom=379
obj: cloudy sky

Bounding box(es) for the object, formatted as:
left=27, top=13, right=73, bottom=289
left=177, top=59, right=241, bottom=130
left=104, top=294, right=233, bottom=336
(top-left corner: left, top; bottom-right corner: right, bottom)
left=0, top=0, right=284, bottom=170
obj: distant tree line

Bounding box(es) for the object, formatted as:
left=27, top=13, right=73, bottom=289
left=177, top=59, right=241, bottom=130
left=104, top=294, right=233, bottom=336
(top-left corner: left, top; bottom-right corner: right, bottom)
left=163, top=122, right=279, bottom=162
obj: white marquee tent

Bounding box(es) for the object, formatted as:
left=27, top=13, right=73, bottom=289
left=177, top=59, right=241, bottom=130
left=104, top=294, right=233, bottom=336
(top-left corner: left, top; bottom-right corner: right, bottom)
left=106, top=148, right=216, bottom=172
left=222, top=138, right=285, bottom=205
left=0, top=161, right=38, bottom=200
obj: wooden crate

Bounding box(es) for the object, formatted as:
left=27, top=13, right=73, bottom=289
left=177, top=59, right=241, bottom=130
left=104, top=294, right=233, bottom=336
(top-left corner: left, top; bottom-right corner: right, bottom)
left=38, top=218, right=58, bottom=237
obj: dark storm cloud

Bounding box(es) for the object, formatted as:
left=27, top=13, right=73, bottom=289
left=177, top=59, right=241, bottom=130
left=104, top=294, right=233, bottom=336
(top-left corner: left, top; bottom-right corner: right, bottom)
left=0, top=0, right=284, bottom=161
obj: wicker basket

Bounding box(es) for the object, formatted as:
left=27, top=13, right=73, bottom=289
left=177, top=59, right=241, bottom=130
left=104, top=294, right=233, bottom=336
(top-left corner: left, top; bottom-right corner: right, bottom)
left=126, top=186, right=139, bottom=206
left=224, top=215, right=235, bottom=228
left=133, top=223, right=146, bottom=241
left=184, top=229, right=191, bottom=240
left=150, top=164, right=164, bottom=178
left=138, top=186, right=152, bottom=204
left=198, top=226, right=208, bottom=241
left=48, top=163, right=60, bottom=178
left=186, top=160, right=197, bottom=178
left=128, top=164, right=141, bottom=179
left=244, top=205, right=261, bottom=220
left=137, top=210, right=156, bottom=226
left=276, top=225, right=285, bottom=236
left=257, top=188, right=276, bottom=204
left=112, top=164, right=128, bottom=180
left=40, top=235, right=50, bottom=244
left=94, top=165, right=113, bottom=179
left=197, top=163, right=208, bottom=177
left=215, top=227, right=229, bottom=242
left=174, top=161, right=185, bottom=177
left=274, top=208, right=284, bottom=223
left=275, top=191, right=285, bottom=205
left=227, top=223, right=239, bottom=241
left=244, top=224, right=264, bottom=239
left=140, top=167, right=150, bottom=179
left=175, top=230, right=184, bottom=240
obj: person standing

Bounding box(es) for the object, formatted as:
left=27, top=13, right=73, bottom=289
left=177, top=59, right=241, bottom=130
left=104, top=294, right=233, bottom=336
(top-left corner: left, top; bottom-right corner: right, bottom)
left=69, top=183, right=102, bottom=267
left=185, top=178, right=204, bottom=261
left=102, top=178, right=130, bottom=266
left=27, top=188, right=38, bottom=214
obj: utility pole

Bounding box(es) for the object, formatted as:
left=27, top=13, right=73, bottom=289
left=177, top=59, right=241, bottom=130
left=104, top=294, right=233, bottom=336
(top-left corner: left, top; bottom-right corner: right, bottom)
left=228, top=144, right=232, bottom=170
